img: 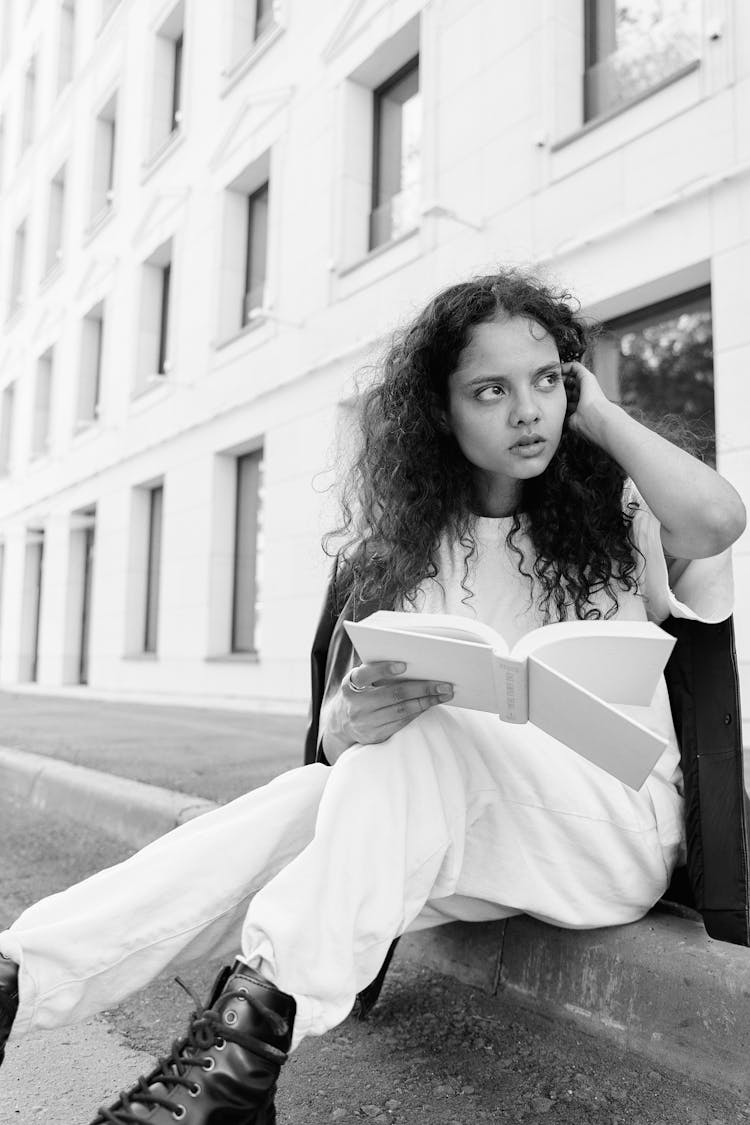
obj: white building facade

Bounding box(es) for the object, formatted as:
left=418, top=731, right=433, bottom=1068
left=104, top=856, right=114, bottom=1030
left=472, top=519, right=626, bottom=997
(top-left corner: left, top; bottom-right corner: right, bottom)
left=0, top=0, right=748, bottom=737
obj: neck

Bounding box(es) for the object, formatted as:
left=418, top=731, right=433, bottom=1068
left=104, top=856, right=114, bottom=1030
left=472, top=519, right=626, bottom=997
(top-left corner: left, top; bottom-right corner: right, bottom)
left=474, top=475, right=521, bottom=518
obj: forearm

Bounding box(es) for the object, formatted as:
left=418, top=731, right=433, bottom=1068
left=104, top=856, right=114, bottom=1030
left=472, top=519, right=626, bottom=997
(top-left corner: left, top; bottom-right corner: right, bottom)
left=588, top=401, right=746, bottom=558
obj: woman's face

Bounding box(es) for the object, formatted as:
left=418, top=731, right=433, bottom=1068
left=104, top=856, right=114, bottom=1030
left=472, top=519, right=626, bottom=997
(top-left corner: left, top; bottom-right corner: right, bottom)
left=445, top=314, right=567, bottom=516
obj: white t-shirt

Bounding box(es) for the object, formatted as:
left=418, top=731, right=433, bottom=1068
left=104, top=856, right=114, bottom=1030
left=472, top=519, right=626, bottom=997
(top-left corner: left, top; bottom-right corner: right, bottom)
left=405, top=479, right=735, bottom=852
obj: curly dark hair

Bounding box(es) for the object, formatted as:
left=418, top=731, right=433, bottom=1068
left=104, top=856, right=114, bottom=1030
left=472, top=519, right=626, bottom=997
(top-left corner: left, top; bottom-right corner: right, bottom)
left=324, top=268, right=706, bottom=622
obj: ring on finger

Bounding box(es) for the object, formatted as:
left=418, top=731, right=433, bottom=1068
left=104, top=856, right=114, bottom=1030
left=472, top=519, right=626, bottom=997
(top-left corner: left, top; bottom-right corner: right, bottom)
left=348, top=670, right=367, bottom=693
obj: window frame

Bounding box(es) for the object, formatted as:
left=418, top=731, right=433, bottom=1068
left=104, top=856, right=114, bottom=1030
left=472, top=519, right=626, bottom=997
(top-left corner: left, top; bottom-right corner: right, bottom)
left=143, top=484, right=164, bottom=654
left=370, top=54, right=420, bottom=252
left=597, top=284, right=715, bottom=463
left=582, top=0, right=702, bottom=124
left=242, top=181, right=269, bottom=325
left=231, top=449, right=262, bottom=655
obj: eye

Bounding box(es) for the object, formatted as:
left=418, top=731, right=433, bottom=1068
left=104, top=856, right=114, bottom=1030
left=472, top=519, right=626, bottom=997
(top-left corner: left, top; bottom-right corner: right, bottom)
left=475, top=384, right=505, bottom=401
left=539, top=371, right=561, bottom=387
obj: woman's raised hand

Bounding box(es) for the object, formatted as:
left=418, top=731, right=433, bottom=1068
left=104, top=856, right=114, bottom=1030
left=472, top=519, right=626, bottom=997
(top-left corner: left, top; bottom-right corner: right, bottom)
left=324, top=661, right=454, bottom=756
left=562, top=360, right=615, bottom=443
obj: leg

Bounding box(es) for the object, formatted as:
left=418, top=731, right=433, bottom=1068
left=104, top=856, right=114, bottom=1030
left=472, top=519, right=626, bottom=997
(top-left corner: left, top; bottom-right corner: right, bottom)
left=88, top=709, right=499, bottom=1123
left=0, top=763, right=330, bottom=1041
left=241, top=707, right=500, bottom=1044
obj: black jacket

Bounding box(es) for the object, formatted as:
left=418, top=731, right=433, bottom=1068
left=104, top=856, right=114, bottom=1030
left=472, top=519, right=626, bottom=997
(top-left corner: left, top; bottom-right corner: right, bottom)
left=304, top=572, right=750, bottom=946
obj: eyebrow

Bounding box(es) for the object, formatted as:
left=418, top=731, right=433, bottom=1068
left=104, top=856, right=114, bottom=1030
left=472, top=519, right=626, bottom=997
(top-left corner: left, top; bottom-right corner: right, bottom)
left=462, top=362, right=561, bottom=386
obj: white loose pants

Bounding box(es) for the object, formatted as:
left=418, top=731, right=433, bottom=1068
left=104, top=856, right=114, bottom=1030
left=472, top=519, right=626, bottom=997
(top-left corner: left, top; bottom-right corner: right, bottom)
left=0, top=705, right=678, bottom=1050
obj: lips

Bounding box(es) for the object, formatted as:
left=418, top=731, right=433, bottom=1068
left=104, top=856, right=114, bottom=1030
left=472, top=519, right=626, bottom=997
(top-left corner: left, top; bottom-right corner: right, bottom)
left=512, top=436, right=545, bottom=448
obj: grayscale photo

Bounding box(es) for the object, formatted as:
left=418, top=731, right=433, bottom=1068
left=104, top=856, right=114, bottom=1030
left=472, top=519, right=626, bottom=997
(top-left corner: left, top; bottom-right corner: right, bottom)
left=0, top=1, right=748, bottom=1123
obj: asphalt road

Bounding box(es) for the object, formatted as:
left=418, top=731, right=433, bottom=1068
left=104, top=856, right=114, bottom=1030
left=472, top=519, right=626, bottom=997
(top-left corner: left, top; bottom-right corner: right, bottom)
left=0, top=790, right=747, bottom=1125
left=0, top=690, right=306, bottom=802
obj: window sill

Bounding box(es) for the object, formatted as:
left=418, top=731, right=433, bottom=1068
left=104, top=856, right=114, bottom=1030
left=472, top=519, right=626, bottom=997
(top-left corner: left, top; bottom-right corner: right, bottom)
left=84, top=201, right=116, bottom=245
left=141, top=126, right=185, bottom=183
left=4, top=304, right=24, bottom=330
left=130, top=376, right=171, bottom=410
left=213, top=315, right=274, bottom=352
left=221, top=23, right=284, bottom=96
left=40, top=259, right=63, bottom=290
left=336, top=225, right=420, bottom=279
left=205, top=652, right=260, bottom=664
left=551, top=60, right=701, bottom=153
left=72, top=417, right=100, bottom=440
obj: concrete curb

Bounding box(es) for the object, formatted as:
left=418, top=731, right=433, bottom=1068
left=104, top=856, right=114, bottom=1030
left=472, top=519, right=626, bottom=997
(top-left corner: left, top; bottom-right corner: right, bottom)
left=0, top=745, right=217, bottom=849
left=399, top=911, right=750, bottom=1096
left=3, top=745, right=749, bottom=1096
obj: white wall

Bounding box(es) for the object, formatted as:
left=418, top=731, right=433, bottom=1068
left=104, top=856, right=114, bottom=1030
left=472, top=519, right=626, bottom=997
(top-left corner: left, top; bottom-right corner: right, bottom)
left=0, top=0, right=747, bottom=731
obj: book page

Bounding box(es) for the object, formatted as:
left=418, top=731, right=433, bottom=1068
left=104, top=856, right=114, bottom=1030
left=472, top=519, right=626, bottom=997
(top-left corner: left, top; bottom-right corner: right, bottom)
left=511, top=622, right=675, bottom=705
left=344, top=622, right=502, bottom=713
left=354, top=610, right=508, bottom=650
left=527, top=655, right=667, bottom=789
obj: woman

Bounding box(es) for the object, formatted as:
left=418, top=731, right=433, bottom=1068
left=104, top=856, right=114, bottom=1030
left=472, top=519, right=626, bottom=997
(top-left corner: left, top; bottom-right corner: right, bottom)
left=0, top=269, right=743, bottom=1124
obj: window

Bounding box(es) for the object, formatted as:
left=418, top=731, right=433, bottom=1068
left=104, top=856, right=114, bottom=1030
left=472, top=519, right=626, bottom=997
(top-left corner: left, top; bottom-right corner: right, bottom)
left=171, top=33, right=183, bottom=131
left=76, top=303, right=104, bottom=426
left=136, top=239, right=173, bottom=390
left=594, top=287, right=715, bottom=466
left=65, top=508, right=96, bottom=684
left=242, top=182, right=269, bottom=325
left=1, top=1, right=14, bottom=69
left=58, top=0, right=75, bottom=93
left=584, top=0, right=701, bottom=121
left=44, top=164, right=66, bottom=276
left=157, top=263, right=171, bottom=375
left=31, top=349, right=54, bottom=458
left=9, top=221, right=27, bottom=317
left=90, top=91, right=117, bottom=220
left=20, top=530, right=44, bottom=682
left=227, top=0, right=280, bottom=67
left=149, top=2, right=185, bottom=156
left=254, top=0, right=275, bottom=40
left=0, top=384, right=15, bottom=475
left=21, top=54, right=37, bottom=152
left=231, top=449, right=263, bottom=653
left=143, top=484, right=163, bottom=653
left=217, top=151, right=270, bottom=341
left=370, top=56, right=421, bottom=250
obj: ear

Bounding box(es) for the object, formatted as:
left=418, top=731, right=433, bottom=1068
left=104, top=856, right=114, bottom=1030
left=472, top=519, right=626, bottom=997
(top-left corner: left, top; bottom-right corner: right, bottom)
left=437, top=411, right=451, bottom=434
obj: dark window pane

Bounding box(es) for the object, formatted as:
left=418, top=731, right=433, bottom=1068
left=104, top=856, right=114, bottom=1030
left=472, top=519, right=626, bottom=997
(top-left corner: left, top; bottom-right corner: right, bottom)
left=599, top=289, right=715, bottom=466
left=232, top=450, right=262, bottom=652
left=255, top=0, right=274, bottom=39
left=584, top=0, right=701, bottom=120
left=171, top=34, right=183, bottom=129
left=144, top=485, right=163, bottom=653
left=158, top=262, right=171, bottom=374
left=243, top=182, right=269, bottom=323
left=370, top=58, right=421, bottom=250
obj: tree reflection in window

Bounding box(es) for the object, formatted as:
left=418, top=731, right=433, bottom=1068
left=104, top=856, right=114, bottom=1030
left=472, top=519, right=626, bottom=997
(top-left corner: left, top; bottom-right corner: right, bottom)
left=596, top=288, right=715, bottom=467
left=585, top=0, right=701, bottom=120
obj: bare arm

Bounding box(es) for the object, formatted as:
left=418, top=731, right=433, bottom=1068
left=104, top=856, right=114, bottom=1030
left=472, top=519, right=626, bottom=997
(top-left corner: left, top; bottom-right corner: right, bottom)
left=566, top=361, right=747, bottom=559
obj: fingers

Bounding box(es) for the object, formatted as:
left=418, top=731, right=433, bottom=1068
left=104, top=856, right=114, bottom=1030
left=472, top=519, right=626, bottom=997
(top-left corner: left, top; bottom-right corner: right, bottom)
left=347, top=660, right=406, bottom=692
left=344, top=676, right=454, bottom=745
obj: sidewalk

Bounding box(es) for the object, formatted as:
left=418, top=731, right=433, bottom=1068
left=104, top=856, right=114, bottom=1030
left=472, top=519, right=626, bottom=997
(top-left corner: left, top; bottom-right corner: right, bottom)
left=1, top=689, right=748, bottom=1097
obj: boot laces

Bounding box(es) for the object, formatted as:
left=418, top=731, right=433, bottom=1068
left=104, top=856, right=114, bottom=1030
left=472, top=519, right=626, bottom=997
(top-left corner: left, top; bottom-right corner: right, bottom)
left=92, top=975, right=291, bottom=1124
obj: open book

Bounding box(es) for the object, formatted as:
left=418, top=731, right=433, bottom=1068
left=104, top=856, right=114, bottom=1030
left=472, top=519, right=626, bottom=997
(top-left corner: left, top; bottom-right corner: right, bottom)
left=344, top=611, right=677, bottom=791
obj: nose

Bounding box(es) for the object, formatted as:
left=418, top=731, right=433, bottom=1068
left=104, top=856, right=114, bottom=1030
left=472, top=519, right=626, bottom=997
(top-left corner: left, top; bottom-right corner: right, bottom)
left=510, top=388, right=540, bottom=428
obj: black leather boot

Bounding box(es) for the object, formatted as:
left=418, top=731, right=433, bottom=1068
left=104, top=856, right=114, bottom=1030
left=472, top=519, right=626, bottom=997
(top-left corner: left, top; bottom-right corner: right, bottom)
left=90, top=961, right=295, bottom=1124
left=0, top=954, right=19, bottom=1068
